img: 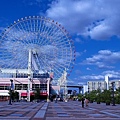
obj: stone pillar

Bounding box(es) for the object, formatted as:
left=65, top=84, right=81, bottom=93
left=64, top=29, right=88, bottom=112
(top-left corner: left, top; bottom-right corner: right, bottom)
left=47, top=78, right=50, bottom=102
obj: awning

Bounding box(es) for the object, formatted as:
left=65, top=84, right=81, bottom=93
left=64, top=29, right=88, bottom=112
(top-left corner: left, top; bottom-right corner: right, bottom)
left=21, top=92, right=34, bottom=97
left=40, top=92, right=47, bottom=96
left=21, top=92, right=27, bottom=97
left=30, top=92, right=34, bottom=96
left=0, top=84, right=10, bottom=86
left=21, top=92, right=47, bottom=96
left=0, top=93, right=9, bottom=96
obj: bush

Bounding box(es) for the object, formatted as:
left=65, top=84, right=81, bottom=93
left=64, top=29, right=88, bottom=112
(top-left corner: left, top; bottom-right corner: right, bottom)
left=106, top=100, right=111, bottom=105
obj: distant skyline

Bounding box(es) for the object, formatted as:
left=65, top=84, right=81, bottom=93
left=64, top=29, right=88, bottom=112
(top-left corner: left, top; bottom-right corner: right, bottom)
left=0, top=0, right=120, bottom=85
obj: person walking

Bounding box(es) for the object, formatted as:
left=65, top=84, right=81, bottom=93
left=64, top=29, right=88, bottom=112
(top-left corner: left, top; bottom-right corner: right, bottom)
left=81, top=97, right=84, bottom=108
left=85, top=98, right=89, bottom=107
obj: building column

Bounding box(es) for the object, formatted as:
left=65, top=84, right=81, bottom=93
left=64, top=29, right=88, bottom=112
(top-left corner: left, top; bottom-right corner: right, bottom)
left=28, top=49, right=32, bottom=102
left=78, top=88, right=80, bottom=94
left=105, top=75, right=109, bottom=90
left=47, top=78, right=50, bottom=102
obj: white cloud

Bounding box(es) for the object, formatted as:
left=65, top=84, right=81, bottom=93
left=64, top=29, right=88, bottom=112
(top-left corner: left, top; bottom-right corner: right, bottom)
left=76, top=70, right=120, bottom=81
left=46, top=0, right=120, bottom=40
left=76, top=52, right=81, bottom=58
left=75, top=50, right=87, bottom=59
left=98, top=50, right=112, bottom=55
left=75, top=70, right=81, bottom=74
left=75, top=38, right=82, bottom=43
left=86, top=67, right=91, bottom=71
left=78, top=82, right=86, bottom=85
left=67, top=79, right=74, bottom=84
left=102, top=70, right=120, bottom=78
left=82, top=50, right=120, bottom=69
left=80, top=75, right=104, bottom=80
left=23, top=0, right=42, bottom=6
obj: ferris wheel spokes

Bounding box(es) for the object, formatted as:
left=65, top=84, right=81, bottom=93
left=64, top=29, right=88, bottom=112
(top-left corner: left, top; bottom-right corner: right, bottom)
left=0, top=16, right=76, bottom=81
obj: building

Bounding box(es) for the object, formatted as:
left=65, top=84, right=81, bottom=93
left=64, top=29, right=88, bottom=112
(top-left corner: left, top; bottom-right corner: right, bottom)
left=83, top=85, right=88, bottom=94
left=88, top=80, right=106, bottom=92
left=0, top=72, right=60, bottom=101
left=87, top=76, right=120, bottom=92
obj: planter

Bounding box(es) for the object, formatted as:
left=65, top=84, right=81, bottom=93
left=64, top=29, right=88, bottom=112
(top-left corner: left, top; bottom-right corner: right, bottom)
left=97, top=101, right=100, bottom=104
left=90, top=100, right=93, bottom=103
left=106, top=102, right=110, bottom=105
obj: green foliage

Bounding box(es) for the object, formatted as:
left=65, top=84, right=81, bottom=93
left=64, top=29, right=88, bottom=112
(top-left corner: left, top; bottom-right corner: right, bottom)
left=115, top=95, right=120, bottom=104
left=76, top=87, right=120, bottom=105
left=77, top=94, right=83, bottom=101
left=115, top=87, right=120, bottom=104
left=34, top=88, right=40, bottom=100
left=14, top=91, right=19, bottom=100
left=8, top=90, right=19, bottom=102
left=84, top=92, right=90, bottom=99
left=116, top=87, right=120, bottom=92
left=88, top=90, right=97, bottom=102
left=105, top=99, right=111, bottom=105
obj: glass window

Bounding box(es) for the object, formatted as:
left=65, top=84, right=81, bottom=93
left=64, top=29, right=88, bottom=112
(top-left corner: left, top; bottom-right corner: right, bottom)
left=23, top=84, right=28, bottom=90
left=32, top=84, right=40, bottom=90
left=0, top=86, right=4, bottom=90
left=40, top=84, right=47, bottom=90
left=15, top=84, right=22, bottom=90
left=5, top=86, right=10, bottom=90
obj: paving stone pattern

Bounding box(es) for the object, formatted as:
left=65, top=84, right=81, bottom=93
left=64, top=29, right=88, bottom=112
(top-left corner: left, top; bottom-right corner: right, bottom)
left=0, top=101, right=120, bottom=120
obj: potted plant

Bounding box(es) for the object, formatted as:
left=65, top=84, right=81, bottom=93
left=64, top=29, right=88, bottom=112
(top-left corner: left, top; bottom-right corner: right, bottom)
left=106, top=100, right=110, bottom=105
left=96, top=99, right=101, bottom=104
left=102, top=90, right=111, bottom=105
left=96, top=93, right=101, bottom=104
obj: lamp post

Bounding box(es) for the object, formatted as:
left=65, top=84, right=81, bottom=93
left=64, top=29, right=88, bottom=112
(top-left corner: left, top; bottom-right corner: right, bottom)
left=8, top=79, right=13, bottom=105
left=111, top=82, right=115, bottom=106
left=88, top=87, right=90, bottom=94
left=88, top=82, right=89, bottom=94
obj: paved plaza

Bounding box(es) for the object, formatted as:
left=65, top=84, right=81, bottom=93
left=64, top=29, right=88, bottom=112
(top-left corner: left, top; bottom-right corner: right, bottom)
left=0, top=101, right=120, bottom=120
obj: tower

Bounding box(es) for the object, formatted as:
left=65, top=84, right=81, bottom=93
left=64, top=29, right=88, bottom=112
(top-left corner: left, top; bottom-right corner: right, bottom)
left=105, top=75, right=109, bottom=90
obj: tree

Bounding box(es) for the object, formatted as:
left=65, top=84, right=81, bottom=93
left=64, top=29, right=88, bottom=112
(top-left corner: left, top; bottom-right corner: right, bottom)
left=102, top=89, right=111, bottom=105
left=96, top=89, right=101, bottom=104
left=88, top=90, right=97, bottom=102
left=115, top=87, right=120, bottom=104
left=14, top=91, right=19, bottom=101
left=34, top=88, right=40, bottom=102
left=77, top=94, right=83, bottom=101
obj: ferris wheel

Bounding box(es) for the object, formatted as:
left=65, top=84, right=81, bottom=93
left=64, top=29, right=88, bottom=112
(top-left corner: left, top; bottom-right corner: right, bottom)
left=0, top=16, right=76, bottom=80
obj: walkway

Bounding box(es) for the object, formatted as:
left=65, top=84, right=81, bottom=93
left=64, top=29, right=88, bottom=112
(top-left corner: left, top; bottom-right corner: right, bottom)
left=0, top=101, right=120, bottom=120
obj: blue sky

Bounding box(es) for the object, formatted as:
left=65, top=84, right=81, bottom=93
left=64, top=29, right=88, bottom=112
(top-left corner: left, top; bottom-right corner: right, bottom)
left=0, top=0, right=120, bottom=85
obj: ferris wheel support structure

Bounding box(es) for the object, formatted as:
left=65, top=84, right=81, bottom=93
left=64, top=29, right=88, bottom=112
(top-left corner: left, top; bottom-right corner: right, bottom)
left=57, top=70, right=68, bottom=102
left=63, top=70, right=67, bottom=102
left=28, top=49, right=32, bottom=102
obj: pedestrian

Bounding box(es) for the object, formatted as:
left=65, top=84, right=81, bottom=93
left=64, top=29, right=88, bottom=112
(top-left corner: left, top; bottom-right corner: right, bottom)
left=81, top=97, right=84, bottom=108
left=85, top=98, right=89, bottom=107
left=55, top=95, right=58, bottom=103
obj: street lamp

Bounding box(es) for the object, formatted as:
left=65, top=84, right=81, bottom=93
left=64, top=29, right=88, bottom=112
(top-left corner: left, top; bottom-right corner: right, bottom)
left=88, top=82, right=89, bottom=94
left=8, top=79, right=13, bottom=105
left=88, top=87, right=90, bottom=94
left=111, top=82, right=115, bottom=106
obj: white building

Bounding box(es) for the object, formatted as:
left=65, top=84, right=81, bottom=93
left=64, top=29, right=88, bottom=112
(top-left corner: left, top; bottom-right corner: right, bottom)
left=83, top=85, right=88, bottom=94
left=87, top=76, right=120, bottom=92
